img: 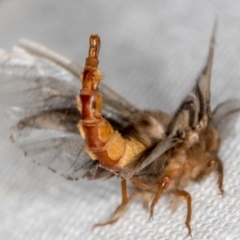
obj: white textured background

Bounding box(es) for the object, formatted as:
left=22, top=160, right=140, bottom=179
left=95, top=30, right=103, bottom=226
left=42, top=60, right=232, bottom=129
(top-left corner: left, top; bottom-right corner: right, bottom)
left=0, top=1, right=240, bottom=239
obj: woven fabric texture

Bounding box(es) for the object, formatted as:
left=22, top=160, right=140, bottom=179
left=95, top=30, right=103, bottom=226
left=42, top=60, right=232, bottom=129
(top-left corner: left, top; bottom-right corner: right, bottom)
left=0, top=1, right=240, bottom=239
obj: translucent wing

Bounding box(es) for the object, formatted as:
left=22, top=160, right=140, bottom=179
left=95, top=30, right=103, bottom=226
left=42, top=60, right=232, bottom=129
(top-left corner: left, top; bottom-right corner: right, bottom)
left=146, top=23, right=216, bottom=163
left=0, top=39, right=139, bottom=180
left=212, top=99, right=240, bottom=142
left=168, top=24, right=215, bottom=139
left=120, top=23, right=216, bottom=179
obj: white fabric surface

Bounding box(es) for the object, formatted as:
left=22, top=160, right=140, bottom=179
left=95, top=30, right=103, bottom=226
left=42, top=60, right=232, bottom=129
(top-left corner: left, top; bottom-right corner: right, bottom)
left=0, top=0, right=240, bottom=239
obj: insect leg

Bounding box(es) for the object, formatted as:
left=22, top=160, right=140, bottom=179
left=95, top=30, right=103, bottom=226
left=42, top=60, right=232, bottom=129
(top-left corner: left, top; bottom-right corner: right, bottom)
left=115, top=179, right=128, bottom=213
left=216, top=158, right=224, bottom=195
left=93, top=190, right=139, bottom=228
left=149, top=177, right=170, bottom=219
left=176, top=190, right=192, bottom=237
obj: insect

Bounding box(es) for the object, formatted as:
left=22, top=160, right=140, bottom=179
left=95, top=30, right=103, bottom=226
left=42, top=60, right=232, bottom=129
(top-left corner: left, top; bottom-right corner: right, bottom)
left=1, top=24, right=240, bottom=237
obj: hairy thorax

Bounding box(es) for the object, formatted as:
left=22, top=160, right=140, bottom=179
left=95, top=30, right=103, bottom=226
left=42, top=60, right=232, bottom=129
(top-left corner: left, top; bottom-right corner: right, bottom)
left=130, top=113, right=220, bottom=193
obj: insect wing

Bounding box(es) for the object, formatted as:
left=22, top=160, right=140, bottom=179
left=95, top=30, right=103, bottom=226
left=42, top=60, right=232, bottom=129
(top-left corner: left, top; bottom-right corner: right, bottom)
left=0, top=40, right=137, bottom=180
left=168, top=24, right=215, bottom=139
left=120, top=24, right=216, bottom=179
left=17, top=39, right=139, bottom=126
left=212, top=99, right=240, bottom=141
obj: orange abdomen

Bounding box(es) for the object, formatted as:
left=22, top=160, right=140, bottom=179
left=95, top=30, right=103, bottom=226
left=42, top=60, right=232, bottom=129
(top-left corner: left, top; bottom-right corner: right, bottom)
left=78, top=35, right=146, bottom=171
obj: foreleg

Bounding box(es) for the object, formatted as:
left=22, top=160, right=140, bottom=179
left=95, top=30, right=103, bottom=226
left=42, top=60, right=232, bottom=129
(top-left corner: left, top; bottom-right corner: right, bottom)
left=149, top=177, right=170, bottom=219
left=176, top=190, right=192, bottom=237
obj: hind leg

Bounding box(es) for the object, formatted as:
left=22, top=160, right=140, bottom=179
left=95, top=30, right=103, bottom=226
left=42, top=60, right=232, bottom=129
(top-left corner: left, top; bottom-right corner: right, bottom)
left=176, top=190, right=192, bottom=237
left=114, top=179, right=129, bottom=213
left=216, top=158, right=224, bottom=195
left=93, top=182, right=139, bottom=228
left=149, top=177, right=170, bottom=219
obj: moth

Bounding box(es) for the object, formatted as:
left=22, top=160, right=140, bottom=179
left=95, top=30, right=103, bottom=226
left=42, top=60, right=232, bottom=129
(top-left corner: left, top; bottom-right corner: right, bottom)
left=1, top=24, right=240, bottom=237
